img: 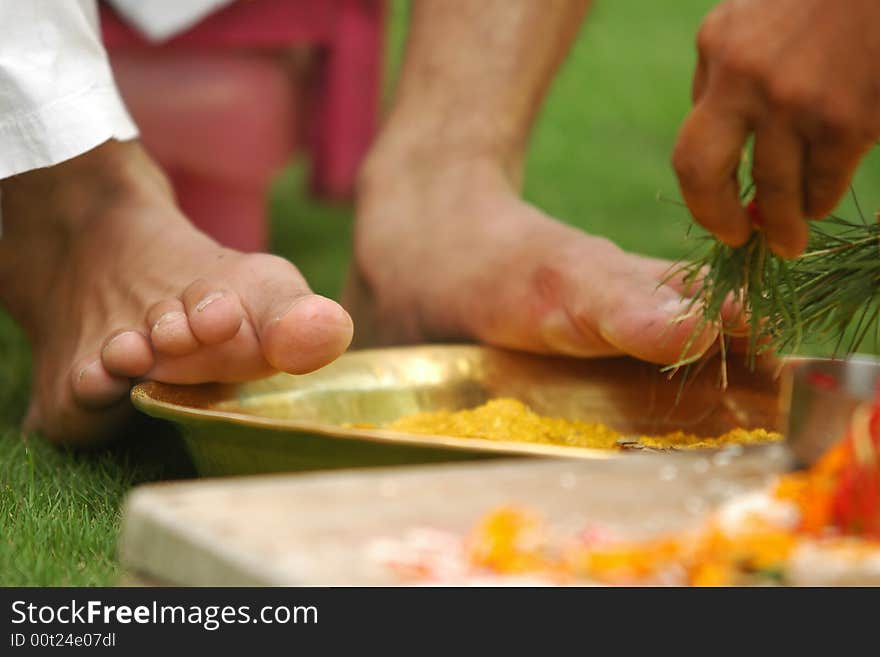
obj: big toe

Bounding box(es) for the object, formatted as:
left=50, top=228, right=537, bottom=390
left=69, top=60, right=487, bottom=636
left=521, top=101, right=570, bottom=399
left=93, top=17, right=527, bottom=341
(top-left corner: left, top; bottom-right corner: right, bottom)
left=260, top=294, right=353, bottom=373
left=597, top=287, right=717, bottom=365
left=235, top=254, right=353, bottom=374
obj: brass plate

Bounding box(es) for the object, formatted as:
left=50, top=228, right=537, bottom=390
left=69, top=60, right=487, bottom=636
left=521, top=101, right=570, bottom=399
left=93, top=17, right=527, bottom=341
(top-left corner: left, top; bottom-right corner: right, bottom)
left=131, top=345, right=782, bottom=476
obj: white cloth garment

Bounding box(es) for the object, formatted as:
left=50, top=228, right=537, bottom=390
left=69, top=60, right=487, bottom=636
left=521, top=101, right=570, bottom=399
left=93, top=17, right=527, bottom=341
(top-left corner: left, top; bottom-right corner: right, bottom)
left=107, top=0, right=234, bottom=42
left=0, top=0, right=235, bottom=181
left=0, top=0, right=137, bottom=180
left=0, top=0, right=233, bottom=229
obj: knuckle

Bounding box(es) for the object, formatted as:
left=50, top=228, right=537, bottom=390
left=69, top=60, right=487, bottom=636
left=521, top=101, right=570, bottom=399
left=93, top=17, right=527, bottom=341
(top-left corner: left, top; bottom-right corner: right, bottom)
left=765, top=77, right=815, bottom=111
left=813, top=97, right=861, bottom=136
left=673, top=147, right=733, bottom=195
left=671, top=149, right=706, bottom=189
left=696, top=5, right=729, bottom=56
left=695, top=30, right=712, bottom=59
left=716, top=47, right=765, bottom=80
left=696, top=23, right=720, bottom=58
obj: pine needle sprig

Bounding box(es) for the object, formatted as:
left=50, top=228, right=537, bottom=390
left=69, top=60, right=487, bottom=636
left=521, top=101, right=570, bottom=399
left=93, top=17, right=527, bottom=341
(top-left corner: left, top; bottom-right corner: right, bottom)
left=662, top=226, right=787, bottom=386
left=784, top=215, right=880, bottom=354
left=666, top=190, right=880, bottom=384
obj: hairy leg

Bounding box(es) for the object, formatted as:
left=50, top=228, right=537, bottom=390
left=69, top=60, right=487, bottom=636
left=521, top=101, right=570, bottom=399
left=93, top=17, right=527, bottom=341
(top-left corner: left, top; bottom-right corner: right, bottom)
left=348, top=0, right=714, bottom=364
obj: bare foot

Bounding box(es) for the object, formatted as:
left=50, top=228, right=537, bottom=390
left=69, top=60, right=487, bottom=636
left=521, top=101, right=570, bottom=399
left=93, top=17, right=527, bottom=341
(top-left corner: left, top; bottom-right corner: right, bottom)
left=348, top=158, right=714, bottom=364
left=0, top=141, right=352, bottom=444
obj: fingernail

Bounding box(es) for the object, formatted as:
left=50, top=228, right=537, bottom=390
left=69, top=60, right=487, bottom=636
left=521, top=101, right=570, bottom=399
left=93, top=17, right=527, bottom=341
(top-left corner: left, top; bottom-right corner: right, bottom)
left=195, top=292, right=224, bottom=313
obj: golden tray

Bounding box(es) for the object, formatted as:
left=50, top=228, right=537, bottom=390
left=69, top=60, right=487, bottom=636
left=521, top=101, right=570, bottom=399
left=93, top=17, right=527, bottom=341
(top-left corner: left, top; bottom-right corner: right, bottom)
left=131, top=345, right=782, bottom=477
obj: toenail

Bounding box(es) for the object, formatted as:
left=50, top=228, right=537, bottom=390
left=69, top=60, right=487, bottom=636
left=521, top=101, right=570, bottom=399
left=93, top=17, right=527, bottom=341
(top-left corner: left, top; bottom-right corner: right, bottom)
left=105, top=331, right=133, bottom=350
left=269, top=296, right=305, bottom=323
left=153, top=311, right=184, bottom=332
left=195, top=292, right=224, bottom=313
left=77, top=361, right=98, bottom=382
left=271, top=295, right=340, bottom=324
left=659, top=296, right=696, bottom=321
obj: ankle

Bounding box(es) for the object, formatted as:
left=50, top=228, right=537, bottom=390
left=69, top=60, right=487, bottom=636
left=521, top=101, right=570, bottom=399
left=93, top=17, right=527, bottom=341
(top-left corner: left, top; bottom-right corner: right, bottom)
left=1, top=140, right=173, bottom=238
left=0, top=141, right=180, bottom=318
left=358, top=136, right=516, bottom=204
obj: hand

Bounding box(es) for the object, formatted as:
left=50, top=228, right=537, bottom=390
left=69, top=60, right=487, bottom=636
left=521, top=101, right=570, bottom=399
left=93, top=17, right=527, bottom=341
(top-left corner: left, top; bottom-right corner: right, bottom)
left=672, top=0, right=880, bottom=257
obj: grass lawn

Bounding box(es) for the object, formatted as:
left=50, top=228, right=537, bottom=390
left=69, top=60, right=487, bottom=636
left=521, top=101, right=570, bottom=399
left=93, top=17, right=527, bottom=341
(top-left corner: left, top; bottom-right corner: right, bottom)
left=2, top=0, right=879, bottom=585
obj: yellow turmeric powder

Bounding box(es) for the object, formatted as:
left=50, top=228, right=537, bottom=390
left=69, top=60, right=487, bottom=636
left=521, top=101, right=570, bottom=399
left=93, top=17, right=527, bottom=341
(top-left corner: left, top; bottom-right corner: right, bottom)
left=386, top=398, right=780, bottom=451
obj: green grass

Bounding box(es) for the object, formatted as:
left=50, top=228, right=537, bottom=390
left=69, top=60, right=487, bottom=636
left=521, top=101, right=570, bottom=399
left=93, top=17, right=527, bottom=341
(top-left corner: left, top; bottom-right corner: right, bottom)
left=2, top=0, right=879, bottom=585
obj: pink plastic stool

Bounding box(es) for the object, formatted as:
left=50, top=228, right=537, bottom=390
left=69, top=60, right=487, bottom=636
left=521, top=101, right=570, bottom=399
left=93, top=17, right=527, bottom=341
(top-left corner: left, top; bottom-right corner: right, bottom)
left=101, top=0, right=384, bottom=251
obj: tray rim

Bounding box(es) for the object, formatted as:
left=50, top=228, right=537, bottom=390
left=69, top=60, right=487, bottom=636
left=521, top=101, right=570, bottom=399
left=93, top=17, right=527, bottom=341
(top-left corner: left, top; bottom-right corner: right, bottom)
left=130, top=344, right=783, bottom=461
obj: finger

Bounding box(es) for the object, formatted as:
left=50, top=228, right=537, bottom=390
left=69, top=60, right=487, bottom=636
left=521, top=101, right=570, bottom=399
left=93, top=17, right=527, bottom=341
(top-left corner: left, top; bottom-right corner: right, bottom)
left=693, top=1, right=729, bottom=104
left=751, top=120, right=808, bottom=258
left=692, top=54, right=709, bottom=104
left=672, top=103, right=752, bottom=246
left=804, top=135, right=873, bottom=219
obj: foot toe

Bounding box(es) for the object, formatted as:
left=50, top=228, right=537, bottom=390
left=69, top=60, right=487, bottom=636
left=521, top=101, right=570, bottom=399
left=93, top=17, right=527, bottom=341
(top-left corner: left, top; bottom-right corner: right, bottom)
left=148, top=299, right=200, bottom=356
left=260, top=294, right=354, bottom=373
left=70, top=358, right=132, bottom=410
left=598, top=289, right=717, bottom=365
left=182, top=279, right=244, bottom=345
left=101, top=330, right=155, bottom=377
